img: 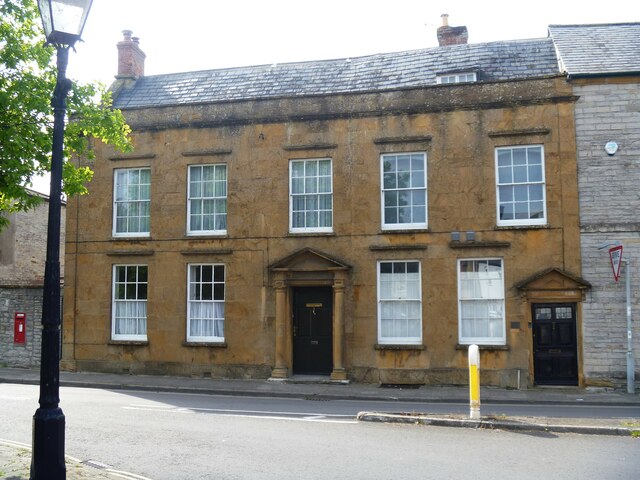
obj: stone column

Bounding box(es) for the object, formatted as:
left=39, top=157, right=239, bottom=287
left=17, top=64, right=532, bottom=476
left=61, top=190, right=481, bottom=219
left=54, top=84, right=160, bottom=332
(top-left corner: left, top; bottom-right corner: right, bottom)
left=271, top=280, right=288, bottom=379
left=331, top=278, right=347, bottom=381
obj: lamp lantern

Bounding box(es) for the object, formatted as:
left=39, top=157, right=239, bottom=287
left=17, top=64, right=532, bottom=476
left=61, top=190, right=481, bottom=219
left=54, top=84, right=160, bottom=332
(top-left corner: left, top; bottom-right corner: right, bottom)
left=38, top=0, right=93, bottom=46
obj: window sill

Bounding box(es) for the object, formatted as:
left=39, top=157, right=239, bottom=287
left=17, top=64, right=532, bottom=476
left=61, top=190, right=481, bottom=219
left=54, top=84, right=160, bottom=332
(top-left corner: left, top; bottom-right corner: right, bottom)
left=111, top=232, right=151, bottom=240
left=111, top=236, right=152, bottom=242
left=375, top=344, right=425, bottom=351
left=287, top=232, right=336, bottom=237
left=183, top=341, right=227, bottom=348
left=495, top=224, right=549, bottom=231
left=186, top=232, right=228, bottom=238
left=380, top=228, right=430, bottom=234
left=108, top=340, right=149, bottom=346
left=455, top=344, right=509, bottom=351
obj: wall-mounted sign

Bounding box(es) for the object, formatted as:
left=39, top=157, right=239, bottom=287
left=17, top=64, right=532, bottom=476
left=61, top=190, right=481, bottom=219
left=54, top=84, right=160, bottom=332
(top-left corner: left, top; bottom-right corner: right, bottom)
left=609, top=245, right=623, bottom=282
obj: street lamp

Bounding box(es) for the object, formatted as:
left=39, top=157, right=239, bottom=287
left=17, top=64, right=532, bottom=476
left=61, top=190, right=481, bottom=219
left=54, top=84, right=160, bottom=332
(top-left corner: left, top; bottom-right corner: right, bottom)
left=32, top=1, right=93, bottom=479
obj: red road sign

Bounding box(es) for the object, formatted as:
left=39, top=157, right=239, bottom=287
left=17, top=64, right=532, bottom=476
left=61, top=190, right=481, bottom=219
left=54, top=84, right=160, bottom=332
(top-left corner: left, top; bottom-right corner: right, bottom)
left=609, top=245, right=623, bottom=282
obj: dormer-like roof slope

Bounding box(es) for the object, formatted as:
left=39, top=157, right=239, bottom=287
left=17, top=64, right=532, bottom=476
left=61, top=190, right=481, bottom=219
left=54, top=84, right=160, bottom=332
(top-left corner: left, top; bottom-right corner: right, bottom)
left=549, top=23, right=640, bottom=77
left=112, top=38, right=558, bottom=109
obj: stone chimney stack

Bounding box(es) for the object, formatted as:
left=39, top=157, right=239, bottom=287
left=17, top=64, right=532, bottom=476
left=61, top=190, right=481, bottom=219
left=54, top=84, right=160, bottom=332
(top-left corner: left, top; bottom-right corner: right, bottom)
left=117, top=30, right=146, bottom=79
left=437, top=14, right=468, bottom=46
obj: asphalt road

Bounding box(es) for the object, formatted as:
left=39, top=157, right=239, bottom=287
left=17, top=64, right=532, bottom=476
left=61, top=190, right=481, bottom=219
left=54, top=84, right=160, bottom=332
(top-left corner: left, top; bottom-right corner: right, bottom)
left=1, top=384, right=638, bottom=479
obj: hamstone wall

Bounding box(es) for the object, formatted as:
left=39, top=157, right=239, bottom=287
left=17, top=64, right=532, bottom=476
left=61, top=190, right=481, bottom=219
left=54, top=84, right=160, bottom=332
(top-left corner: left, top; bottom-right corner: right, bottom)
left=64, top=77, right=581, bottom=386
left=575, top=79, right=640, bottom=388
left=0, top=200, right=65, bottom=367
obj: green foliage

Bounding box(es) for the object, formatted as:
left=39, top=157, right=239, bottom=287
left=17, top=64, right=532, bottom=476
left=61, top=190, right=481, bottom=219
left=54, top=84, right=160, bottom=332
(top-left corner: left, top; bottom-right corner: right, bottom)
left=0, top=0, right=132, bottom=229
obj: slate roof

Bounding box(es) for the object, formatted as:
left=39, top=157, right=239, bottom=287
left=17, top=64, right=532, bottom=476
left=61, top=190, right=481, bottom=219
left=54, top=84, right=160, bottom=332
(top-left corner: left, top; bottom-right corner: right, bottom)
left=112, top=38, right=559, bottom=109
left=548, top=23, right=640, bottom=76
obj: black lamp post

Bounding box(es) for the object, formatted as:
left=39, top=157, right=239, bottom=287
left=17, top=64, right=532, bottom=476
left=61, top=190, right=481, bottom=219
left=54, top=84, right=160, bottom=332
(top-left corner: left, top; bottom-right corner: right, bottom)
left=32, top=1, right=93, bottom=479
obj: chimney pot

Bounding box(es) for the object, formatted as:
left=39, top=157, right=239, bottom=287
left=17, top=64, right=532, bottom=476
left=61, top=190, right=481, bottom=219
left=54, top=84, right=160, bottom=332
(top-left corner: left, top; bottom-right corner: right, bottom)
left=122, top=30, right=133, bottom=41
left=441, top=14, right=449, bottom=27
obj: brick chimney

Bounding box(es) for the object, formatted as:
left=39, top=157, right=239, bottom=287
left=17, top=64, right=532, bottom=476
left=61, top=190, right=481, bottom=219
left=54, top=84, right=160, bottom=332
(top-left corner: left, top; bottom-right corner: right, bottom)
left=437, top=14, right=468, bottom=46
left=117, top=30, right=145, bottom=79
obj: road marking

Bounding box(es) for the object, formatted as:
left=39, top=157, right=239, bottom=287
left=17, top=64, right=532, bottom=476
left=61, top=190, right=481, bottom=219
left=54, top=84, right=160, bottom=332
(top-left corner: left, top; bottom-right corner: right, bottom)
left=0, top=439, right=30, bottom=449
left=124, top=406, right=193, bottom=414
left=123, top=404, right=356, bottom=423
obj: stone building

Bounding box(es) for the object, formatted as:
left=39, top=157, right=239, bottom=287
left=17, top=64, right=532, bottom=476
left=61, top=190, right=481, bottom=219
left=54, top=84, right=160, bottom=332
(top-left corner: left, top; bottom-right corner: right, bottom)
left=550, top=23, right=640, bottom=390
left=0, top=191, right=65, bottom=367
left=63, top=21, right=587, bottom=387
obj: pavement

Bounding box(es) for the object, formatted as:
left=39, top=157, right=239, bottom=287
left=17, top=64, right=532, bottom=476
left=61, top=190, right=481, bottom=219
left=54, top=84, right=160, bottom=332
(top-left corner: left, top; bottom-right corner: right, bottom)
left=1, top=367, right=639, bottom=479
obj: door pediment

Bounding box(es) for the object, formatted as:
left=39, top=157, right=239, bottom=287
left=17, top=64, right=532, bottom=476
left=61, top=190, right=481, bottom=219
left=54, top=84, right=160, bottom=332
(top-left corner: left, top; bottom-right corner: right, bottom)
left=515, top=268, right=590, bottom=302
left=269, top=248, right=350, bottom=272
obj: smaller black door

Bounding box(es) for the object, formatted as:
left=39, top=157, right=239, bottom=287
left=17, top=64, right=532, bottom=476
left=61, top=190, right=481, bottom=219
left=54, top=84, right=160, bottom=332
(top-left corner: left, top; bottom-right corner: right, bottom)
left=292, top=287, right=333, bottom=375
left=532, top=303, right=578, bottom=385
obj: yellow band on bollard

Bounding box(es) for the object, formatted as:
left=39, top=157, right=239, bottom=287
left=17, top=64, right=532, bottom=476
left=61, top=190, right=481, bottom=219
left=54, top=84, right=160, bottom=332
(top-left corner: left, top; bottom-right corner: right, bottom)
left=468, top=344, right=480, bottom=419
left=470, top=364, right=480, bottom=402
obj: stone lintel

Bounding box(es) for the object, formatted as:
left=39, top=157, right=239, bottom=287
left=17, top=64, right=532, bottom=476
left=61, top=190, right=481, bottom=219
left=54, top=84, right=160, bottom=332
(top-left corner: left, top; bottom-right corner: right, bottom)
left=488, top=128, right=551, bottom=138
left=282, top=143, right=338, bottom=151
left=180, top=249, right=233, bottom=256
left=182, top=149, right=232, bottom=156
left=373, top=136, right=432, bottom=145
left=109, top=153, right=156, bottom=161
left=106, top=250, right=154, bottom=256
left=449, top=241, right=511, bottom=249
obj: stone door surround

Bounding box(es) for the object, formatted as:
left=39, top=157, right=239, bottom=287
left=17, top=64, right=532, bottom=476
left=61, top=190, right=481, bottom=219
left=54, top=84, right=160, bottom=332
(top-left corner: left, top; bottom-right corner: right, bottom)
left=269, top=248, right=350, bottom=381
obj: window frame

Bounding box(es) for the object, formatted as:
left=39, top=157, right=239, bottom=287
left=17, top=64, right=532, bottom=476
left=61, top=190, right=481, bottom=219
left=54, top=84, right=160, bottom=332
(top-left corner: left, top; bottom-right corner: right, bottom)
left=289, top=158, right=333, bottom=234
left=111, top=264, right=148, bottom=341
left=186, top=263, right=226, bottom=343
left=495, top=145, right=547, bottom=227
left=436, top=72, right=477, bottom=84
left=187, top=163, right=228, bottom=236
left=457, top=258, right=506, bottom=346
left=380, top=152, right=428, bottom=231
left=112, top=167, right=151, bottom=238
left=376, top=260, right=423, bottom=345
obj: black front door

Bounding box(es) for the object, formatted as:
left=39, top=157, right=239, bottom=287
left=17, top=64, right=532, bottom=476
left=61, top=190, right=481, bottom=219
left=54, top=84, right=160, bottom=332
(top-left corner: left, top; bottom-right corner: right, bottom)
left=532, top=303, right=578, bottom=385
left=292, top=287, right=333, bottom=375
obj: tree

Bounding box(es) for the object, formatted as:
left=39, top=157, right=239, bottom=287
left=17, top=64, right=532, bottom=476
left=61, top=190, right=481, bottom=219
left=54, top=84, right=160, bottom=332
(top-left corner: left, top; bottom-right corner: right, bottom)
left=0, top=0, right=132, bottom=230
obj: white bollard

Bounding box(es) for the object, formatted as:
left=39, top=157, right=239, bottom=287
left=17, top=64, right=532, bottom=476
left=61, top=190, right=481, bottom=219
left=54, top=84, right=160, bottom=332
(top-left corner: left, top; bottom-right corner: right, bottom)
left=468, top=344, right=480, bottom=420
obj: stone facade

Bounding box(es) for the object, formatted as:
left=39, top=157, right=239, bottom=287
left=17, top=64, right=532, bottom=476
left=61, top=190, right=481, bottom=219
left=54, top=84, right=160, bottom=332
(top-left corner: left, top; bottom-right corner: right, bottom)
left=573, top=79, right=640, bottom=388
left=0, top=196, right=65, bottom=367
left=64, top=71, right=584, bottom=387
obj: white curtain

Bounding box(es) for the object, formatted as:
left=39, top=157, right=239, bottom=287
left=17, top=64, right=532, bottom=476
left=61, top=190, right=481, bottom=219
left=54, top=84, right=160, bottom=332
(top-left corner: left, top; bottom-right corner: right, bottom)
left=189, top=301, right=224, bottom=338
left=379, top=269, right=421, bottom=340
left=115, top=300, right=147, bottom=335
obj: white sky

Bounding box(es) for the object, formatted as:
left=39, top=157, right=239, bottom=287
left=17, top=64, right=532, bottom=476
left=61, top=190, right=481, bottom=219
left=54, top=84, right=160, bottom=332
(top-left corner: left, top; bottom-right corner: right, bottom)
left=67, top=0, right=640, bottom=85
left=30, top=0, right=640, bottom=194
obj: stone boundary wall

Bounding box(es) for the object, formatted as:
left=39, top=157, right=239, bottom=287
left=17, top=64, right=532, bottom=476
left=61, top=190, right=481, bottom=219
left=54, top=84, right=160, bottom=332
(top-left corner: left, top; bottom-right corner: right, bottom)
left=0, top=287, right=43, bottom=367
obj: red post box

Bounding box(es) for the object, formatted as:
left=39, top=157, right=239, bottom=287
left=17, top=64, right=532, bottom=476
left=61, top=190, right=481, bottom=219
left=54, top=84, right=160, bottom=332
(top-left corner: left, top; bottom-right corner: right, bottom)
left=14, top=312, right=26, bottom=344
